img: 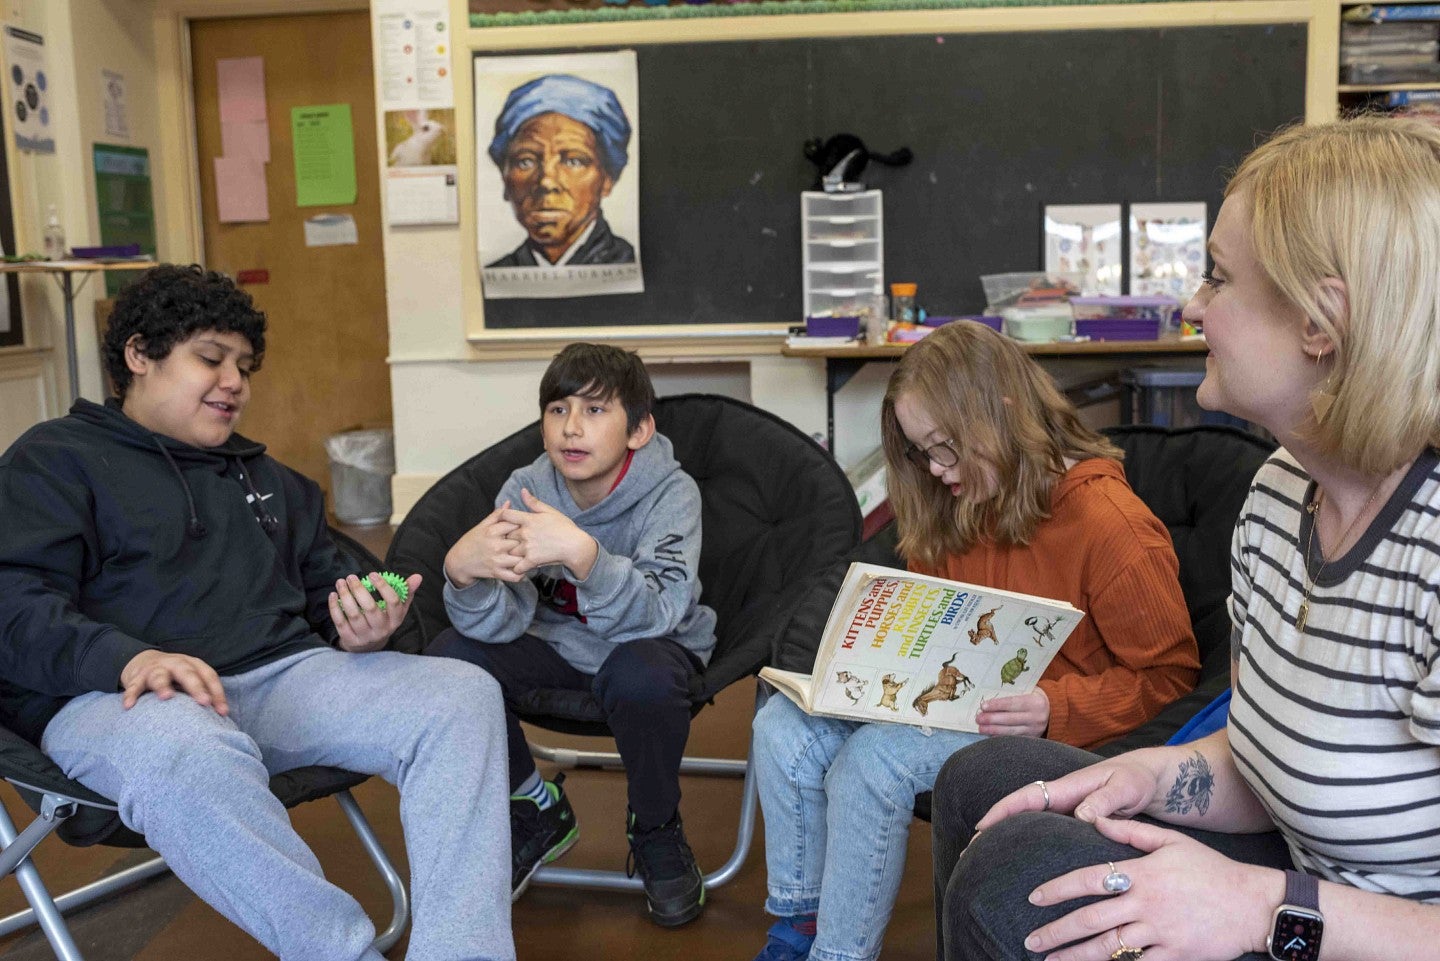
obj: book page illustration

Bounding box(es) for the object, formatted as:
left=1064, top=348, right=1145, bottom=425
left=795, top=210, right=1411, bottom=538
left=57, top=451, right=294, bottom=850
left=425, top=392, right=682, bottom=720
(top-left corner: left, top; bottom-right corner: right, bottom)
left=810, top=569, right=1080, bottom=731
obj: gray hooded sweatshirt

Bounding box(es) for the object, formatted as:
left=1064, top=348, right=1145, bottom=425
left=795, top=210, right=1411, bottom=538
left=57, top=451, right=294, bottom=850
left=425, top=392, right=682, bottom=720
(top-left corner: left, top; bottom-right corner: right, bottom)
left=442, top=432, right=717, bottom=673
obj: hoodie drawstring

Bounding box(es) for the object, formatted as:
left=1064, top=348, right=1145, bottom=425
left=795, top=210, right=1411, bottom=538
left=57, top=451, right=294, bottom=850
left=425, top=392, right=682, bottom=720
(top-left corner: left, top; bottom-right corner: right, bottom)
left=151, top=441, right=280, bottom=539
left=154, top=439, right=208, bottom=539
left=234, top=458, right=280, bottom=534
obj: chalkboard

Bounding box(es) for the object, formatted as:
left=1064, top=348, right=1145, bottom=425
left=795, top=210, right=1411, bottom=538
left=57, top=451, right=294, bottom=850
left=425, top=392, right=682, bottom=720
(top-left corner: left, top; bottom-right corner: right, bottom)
left=476, top=24, right=1306, bottom=331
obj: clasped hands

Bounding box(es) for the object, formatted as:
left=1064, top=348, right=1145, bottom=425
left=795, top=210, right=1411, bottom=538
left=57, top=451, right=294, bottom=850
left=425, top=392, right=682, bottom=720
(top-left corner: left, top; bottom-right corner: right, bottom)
left=444, top=488, right=598, bottom=589
left=974, top=756, right=1277, bottom=961
left=119, top=567, right=420, bottom=714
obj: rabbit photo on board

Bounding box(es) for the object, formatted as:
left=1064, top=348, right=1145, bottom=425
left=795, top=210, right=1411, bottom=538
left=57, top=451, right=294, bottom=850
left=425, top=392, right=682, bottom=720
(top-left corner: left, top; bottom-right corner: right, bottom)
left=385, top=108, right=456, bottom=167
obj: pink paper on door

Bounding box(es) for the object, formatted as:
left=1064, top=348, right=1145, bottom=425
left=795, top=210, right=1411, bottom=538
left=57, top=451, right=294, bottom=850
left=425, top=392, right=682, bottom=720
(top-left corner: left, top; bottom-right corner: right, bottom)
left=214, top=156, right=269, bottom=223
left=217, top=56, right=267, bottom=125
left=222, top=119, right=270, bottom=162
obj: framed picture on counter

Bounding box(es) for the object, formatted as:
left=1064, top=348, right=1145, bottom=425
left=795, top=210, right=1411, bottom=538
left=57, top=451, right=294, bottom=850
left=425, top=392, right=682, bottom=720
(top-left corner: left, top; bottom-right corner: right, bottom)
left=1128, top=201, right=1207, bottom=300
left=1042, top=203, right=1122, bottom=296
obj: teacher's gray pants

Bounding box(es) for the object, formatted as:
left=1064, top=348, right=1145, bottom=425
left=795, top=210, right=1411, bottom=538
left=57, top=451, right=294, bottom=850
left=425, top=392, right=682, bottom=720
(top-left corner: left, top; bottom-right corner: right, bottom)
left=932, top=737, right=1293, bottom=961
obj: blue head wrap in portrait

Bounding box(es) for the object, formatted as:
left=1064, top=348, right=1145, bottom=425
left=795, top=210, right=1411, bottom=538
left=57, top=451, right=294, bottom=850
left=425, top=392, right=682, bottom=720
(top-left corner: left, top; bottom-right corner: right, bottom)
left=488, top=74, right=632, bottom=181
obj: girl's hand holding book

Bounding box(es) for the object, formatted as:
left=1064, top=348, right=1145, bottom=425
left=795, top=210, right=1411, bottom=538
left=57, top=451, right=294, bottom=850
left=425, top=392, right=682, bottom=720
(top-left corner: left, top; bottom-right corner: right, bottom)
left=975, top=688, right=1050, bottom=737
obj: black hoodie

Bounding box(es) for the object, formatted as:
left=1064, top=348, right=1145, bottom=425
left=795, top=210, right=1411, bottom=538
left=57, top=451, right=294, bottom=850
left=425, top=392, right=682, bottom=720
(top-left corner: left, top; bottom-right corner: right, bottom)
left=0, top=399, right=349, bottom=742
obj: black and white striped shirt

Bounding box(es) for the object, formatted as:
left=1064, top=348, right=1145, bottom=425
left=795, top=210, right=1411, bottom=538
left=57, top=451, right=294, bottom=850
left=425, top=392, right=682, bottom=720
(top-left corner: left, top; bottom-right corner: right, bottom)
left=1228, top=448, right=1440, bottom=902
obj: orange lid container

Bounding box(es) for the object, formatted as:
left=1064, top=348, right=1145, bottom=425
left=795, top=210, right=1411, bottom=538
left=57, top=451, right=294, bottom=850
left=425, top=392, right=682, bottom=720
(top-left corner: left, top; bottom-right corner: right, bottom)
left=890, top=282, right=918, bottom=296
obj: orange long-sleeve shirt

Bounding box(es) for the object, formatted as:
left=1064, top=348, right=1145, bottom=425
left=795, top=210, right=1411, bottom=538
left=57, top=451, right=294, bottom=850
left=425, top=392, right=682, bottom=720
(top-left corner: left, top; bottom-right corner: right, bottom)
left=910, top=458, right=1199, bottom=749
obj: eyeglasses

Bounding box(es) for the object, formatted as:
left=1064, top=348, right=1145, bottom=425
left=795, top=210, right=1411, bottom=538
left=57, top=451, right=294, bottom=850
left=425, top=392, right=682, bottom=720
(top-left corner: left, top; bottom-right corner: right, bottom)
left=904, top=439, right=958, bottom=470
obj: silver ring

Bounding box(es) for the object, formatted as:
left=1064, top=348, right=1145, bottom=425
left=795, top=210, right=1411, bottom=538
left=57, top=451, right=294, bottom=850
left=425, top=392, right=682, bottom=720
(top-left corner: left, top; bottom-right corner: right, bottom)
left=1102, top=861, right=1132, bottom=894
left=1032, top=779, right=1051, bottom=811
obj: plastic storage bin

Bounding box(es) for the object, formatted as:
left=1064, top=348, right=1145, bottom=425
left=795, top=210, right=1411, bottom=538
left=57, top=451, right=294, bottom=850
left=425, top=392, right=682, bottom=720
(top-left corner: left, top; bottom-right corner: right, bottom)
left=1119, top=367, right=1247, bottom=429
left=325, top=427, right=395, bottom=526
left=1071, top=295, right=1179, bottom=341
left=1002, top=304, right=1073, bottom=342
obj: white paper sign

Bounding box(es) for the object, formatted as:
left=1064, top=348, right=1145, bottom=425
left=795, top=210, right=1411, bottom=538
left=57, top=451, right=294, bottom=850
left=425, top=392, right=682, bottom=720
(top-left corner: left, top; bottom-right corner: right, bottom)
left=3, top=26, right=55, bottom=154
left=101, top=68, right=128, bottom=140
left=386, top=169, right=458, bottom=225
left=373, top=1, right=453, bottom=111
left=303, top=213, right=359, bottom=247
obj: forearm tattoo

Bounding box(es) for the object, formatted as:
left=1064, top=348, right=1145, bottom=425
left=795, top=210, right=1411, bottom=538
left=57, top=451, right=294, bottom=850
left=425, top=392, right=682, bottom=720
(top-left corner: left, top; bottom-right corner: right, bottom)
left=1163, top=751, right=1215, bottom=816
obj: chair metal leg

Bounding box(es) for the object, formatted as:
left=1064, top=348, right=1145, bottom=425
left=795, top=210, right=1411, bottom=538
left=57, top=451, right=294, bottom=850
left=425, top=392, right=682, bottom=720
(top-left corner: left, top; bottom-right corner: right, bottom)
left=335, top=789, right=411, bottom=954
left=0, top=852, right=172, bottom=940
left=0, top=789, right=409, bottom=957
left=529, top=741, right=747, bottom=777
left=528, top=680, right=762, bottom=893
left=0, top=795, right=91, bottom=959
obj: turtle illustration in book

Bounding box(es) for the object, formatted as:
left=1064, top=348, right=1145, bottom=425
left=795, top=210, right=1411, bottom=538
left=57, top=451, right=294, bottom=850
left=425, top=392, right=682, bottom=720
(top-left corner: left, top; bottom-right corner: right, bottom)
left=911, top=652, right=974, bottom=716
left=1024, top=614, right=1061, bottom=647
left=1000, top=648, right=1030, bottom=685
left=834, top=670, right=869, bottom=705
left=876, top=673, right=907, bottom=711
left=968, top=607, right=1002, bottom=645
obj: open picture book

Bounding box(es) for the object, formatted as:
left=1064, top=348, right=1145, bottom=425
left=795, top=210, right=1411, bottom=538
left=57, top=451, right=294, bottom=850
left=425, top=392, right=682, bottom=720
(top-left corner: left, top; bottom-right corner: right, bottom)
left=759, top=562, right=1084, bottom=733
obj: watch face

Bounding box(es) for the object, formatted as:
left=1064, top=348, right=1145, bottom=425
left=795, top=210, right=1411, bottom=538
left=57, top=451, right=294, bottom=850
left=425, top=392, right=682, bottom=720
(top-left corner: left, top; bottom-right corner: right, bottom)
left=1270, top=909, right=1323, bottom=961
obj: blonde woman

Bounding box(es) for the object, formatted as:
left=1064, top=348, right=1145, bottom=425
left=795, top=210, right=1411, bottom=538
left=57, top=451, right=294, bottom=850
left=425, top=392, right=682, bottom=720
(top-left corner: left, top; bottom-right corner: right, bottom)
left=934, top=117, right=1440, bottom=961
left=748, top=321, right=1200, bottom=961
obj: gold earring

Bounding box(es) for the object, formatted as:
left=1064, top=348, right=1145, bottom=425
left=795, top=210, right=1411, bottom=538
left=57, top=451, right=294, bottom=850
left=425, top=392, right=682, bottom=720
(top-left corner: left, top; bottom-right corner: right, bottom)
left=1310, top=351, right=1335, bottom=423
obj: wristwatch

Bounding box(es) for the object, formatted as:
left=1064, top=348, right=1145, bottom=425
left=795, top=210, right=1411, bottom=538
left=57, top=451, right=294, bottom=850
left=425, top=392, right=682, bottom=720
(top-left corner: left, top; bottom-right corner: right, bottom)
left=1267, top=869, right=1324, bottom=961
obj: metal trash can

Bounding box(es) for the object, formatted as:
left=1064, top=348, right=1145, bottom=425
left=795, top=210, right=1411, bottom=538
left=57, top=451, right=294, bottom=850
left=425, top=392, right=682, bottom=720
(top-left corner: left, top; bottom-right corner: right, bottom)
left=325, top=427, right=394, bottom=526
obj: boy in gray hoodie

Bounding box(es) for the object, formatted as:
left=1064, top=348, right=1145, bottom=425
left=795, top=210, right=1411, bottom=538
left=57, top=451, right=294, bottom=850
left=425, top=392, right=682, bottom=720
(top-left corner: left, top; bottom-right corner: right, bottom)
left=430, top=343, right=716, bottom=927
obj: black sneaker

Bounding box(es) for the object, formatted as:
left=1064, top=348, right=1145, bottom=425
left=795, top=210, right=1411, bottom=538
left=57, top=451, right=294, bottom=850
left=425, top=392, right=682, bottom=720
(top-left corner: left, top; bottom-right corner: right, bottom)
left=625, top=808, right=706, bottom=927
left=510, top=771, right=579, bottom=901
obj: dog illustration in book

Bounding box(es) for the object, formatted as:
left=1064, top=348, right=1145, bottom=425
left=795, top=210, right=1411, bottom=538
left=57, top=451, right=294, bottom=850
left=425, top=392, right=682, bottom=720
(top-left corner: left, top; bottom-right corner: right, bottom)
left=1025, top=615, right=1061, bottom=647
left=1000, top=648, right=1030, bottom=685
left=834, top=670, right=869, bottom=705
left=876, top=673, right=907, bottom=711
left=968, top=607, right=1002, bottom=645
left=911, top=653, right=974, bottom=716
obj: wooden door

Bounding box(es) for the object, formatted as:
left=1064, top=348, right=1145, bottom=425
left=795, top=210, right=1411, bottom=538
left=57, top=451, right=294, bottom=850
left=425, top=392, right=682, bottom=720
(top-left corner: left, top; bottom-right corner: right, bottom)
left=191, top=11, right=390, bottom=499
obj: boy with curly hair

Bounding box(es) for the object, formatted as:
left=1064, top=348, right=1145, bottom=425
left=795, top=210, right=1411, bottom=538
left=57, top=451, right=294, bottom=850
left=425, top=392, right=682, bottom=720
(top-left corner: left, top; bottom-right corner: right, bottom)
left=0, top=264, right=514, bottom=961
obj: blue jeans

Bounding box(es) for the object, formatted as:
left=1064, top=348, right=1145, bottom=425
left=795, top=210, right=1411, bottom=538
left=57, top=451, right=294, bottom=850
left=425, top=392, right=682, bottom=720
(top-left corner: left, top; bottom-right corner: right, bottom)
left=753, top=692, right=984, bottom=961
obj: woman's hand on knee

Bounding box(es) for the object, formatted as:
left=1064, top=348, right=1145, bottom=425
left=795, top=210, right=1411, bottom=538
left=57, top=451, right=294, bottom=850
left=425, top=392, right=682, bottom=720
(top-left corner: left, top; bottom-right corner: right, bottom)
left=1021, top=817, right=1278, bottom=961
left=120, top=650, right=229, bottom=715
left=975, top=755, right=1160, bottom=831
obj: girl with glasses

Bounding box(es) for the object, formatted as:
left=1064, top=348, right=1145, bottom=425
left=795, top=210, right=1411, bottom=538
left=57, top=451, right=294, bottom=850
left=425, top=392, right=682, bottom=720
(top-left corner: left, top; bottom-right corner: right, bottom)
left=747, top=319, right=1201, bottom=961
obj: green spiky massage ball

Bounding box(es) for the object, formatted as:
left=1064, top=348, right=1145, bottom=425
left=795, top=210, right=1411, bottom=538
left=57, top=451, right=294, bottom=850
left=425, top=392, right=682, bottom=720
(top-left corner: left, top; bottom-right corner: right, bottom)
left=359, top=572, right=409, bottom=610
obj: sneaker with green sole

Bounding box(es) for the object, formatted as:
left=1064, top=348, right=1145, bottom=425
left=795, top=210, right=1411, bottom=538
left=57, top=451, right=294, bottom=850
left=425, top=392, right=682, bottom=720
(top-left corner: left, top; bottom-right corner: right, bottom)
left=626, top=808, right=706, bottom=927
left=510, top=771, right=579, bottom=901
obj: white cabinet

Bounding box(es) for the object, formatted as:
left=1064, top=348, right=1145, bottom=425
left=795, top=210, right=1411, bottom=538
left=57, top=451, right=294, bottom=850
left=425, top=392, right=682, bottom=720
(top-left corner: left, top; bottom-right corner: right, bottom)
left=801, top=190, right=883, bottom=319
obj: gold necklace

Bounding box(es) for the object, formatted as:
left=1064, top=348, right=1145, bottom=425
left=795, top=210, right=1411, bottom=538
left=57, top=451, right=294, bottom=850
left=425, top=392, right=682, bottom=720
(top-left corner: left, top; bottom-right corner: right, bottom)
left=1297, top=484, right=1382, bottom=633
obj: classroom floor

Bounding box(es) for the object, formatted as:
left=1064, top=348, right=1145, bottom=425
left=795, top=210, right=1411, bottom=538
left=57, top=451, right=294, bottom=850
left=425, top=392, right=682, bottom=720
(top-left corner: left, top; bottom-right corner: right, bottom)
left=0, top=524, right=940, bottom=961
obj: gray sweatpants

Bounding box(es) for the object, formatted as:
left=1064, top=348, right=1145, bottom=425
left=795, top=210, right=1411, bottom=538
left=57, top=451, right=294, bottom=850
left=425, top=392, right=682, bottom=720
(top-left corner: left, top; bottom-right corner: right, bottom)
left=42, top=647, right=514, bottom=961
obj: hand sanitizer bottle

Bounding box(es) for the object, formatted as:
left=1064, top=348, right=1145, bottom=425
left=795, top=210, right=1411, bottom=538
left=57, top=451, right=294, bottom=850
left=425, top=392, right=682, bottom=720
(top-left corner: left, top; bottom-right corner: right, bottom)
left=43, top=205, right=65, bottom=261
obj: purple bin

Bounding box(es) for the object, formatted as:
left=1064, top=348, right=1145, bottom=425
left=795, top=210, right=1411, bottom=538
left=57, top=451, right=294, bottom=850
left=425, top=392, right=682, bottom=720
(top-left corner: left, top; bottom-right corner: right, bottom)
left=1074, top=318, right=1161, bottom=341
left=805, top=315, right=862, bottom=338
